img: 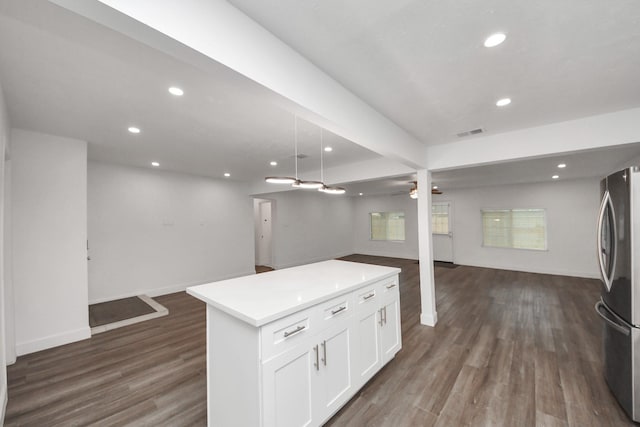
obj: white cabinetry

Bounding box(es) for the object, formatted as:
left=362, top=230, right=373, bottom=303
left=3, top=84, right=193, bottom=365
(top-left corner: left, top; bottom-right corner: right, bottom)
left=355, top=277, right=401, bottom=387
left=187, top=260, right=401, bottom=427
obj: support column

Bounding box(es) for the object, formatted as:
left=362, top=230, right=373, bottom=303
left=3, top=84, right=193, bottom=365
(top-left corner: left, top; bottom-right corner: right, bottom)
left=417, top=169, right=437, bottom=326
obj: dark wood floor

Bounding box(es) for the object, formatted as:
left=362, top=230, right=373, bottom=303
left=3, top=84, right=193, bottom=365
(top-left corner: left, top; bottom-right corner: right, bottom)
left=5, top=255, right=633, bottom=426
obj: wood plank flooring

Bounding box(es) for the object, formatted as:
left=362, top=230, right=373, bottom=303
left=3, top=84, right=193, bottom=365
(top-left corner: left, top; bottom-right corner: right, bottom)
left=5, top=255, right=633, bottom=426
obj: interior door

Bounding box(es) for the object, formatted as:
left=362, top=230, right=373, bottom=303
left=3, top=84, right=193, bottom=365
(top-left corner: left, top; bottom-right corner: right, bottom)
left=432, top=202, right=453, bottom=262
left=258, top=200, right=273, bottom=267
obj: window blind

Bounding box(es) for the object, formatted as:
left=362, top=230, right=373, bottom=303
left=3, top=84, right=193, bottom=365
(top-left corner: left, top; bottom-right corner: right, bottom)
left=482, top=209, right=546, bottom=250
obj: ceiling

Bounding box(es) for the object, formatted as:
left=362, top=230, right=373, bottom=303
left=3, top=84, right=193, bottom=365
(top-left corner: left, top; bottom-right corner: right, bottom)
left=0, top=0, right=381, bottom=182
left=342, top=142, right=640, bottom=196
left=229, top=0, right=640, bottom=144
left=1, top=0, right=639, bottom=193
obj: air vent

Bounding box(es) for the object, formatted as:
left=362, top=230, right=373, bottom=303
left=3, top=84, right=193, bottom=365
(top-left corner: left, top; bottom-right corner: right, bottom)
left=457, top=128, right=484, bottom=138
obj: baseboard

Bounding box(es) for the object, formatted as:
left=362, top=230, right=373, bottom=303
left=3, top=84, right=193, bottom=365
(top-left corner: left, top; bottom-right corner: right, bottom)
left=354, top=250, right=419, bottom=261
left=16, top=326, right=91, bottom=356
left=273, top=251, right=354, bottom=270
left=88, top=269, right=256, bottom=304
left=458, top=261, right=600, bottom=279
left=420, top=311, right=438, bottom=327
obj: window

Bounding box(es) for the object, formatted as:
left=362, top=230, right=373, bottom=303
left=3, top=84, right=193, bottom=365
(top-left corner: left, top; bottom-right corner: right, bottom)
left=432, top=203, right=450, bottom=234
left=370, top=211, right=405, bottom=241
left=482, top=209, right=547, bottom=250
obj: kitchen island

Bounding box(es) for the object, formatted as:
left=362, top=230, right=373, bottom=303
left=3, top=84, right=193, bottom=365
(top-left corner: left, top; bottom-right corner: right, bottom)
left=187, top=259, right=402, bottom=427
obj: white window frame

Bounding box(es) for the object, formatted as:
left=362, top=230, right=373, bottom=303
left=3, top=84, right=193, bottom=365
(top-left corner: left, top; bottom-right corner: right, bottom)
left=481, top=208, right=548, bottom=251
left=431, top=202, right=451, bottom=235
left=369, top=211, right=406, bottom=242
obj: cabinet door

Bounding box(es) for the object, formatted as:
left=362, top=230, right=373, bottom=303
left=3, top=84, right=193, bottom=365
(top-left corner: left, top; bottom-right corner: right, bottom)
left=355, top=302, right=382, bottom=386
left=380, top=293, right=402, bottom=364
left=262, top=343, right=316, bottom=427
left=318, top=322, right=353, bottom=419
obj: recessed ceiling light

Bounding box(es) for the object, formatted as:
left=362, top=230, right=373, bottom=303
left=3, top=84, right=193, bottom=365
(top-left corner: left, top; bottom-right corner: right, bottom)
left=557, top=163, right=567, bottom=168
left=324, top=146, right=333, bottom=152
left=168, top=86, right=184, bottom=96
left=224, top=173, right=231, bottom=177
left=359, top=193, right=363, bottom=196
left=151, top=161, right=160, bottom=167
left=496, top=98, right=511, bottom=107
left=270, top=161, right=278, bottom=166
left=128, top=126, right=141, bottom=134
left=484, top=32, right=506, bottom=48
left=552, top=175, right=559, bottom=179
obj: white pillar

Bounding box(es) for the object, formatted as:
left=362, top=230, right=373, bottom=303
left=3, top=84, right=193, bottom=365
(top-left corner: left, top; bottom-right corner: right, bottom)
left=417, top=169, right=437, bottom=326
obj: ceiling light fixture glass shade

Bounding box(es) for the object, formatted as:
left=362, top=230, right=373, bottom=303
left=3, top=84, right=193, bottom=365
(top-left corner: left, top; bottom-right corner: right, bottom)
left=265, top=176, right=296, bottom=184
left=409, top=187, right=418, bottom=199
left=293, top=180, right=324, bottom=189
left=320, top=185, right=346, bottom=195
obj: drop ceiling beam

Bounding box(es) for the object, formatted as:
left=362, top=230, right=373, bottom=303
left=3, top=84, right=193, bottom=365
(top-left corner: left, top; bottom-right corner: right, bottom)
left=427, top=107, right=640, bottom=171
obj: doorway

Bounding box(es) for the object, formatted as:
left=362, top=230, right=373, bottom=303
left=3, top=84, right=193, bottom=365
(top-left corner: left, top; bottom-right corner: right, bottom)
left=432, top=201, right=454, bottom=263
left=254, top=198, right=273, bottom=269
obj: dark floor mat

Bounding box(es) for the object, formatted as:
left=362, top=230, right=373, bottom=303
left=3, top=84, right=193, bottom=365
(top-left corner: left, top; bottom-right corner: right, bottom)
left=89, top=296, right=156, bottom=327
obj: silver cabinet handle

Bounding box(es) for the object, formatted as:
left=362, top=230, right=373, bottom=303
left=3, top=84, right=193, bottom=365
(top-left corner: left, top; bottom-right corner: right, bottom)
left=331, top=306, right=347, bottom=315
left=378, top=308, right=384, bottom=326
left=283, top=325, right=305, bottom=338
left=321, top=340, right=327, bottom=366
left=313, top=345, right=319, bottom=371
left=386, top=284, right=397, bottom=289
left=363, top=293, right=375, bottom=301
left=383, top=306, right=387, bottom=325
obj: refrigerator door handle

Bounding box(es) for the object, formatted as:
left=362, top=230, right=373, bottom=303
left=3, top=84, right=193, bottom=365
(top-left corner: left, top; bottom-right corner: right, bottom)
left=595, top=300, right=630, bottom=336
left=597, top=190, right=617, bottom=291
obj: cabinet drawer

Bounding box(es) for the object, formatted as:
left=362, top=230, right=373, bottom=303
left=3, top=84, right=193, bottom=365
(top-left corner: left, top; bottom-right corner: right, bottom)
left=320, top=294, right=354, bottom=324
left=379, top=277, right=399, bottom=296
left=261, top=307, right=314, bottom=362
left=355, top=285, right=378, bottom=312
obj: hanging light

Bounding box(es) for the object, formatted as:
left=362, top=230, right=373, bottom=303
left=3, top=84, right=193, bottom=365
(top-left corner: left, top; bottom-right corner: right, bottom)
left=292, top=118, right=326, bottom=190
left=320, top=185, right=346, bottom=195
left=265, top=115, right=298, bottom=185
left=409, top=181, right=418, bottom=199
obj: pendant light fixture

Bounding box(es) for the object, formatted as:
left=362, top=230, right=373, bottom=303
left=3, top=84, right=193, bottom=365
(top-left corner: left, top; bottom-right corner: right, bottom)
left=292, top=116, right=324, bottom=189
left=265, top=115, right=298, bottom=185
left=317, top=129, right=346, bottom=195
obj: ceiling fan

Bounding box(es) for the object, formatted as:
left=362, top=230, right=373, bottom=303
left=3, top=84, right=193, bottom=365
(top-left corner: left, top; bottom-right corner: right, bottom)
left=409, top=181, right=442, bottom=199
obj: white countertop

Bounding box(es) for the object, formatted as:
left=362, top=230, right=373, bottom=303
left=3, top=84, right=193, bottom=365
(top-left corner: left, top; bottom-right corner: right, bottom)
left=187, top=260, right=401, bottom=327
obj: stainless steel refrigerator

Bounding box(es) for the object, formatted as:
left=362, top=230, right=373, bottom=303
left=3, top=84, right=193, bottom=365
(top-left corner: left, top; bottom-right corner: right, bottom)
left=595, top=166, right=640, bottom=421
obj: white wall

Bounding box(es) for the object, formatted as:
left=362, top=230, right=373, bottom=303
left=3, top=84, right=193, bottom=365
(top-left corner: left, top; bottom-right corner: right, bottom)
left=260, top=190, right=354, bottom=269
left=0, top=81, right=9, bottom=424
left=352, top=193, right=419, bottom=260
left=433, top=178, right=601, bottom=278
left=11, top=129, right=90, bottom=356
left=87, top=162, right=255, bottom=303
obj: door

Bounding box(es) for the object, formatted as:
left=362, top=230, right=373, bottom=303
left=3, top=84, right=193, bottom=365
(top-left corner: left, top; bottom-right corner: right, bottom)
left=380, top=294, right=401, bottom=364
left=262, top=344, right=316, bottom=427
left=432, top=202, right=453, bottom=262
left=599, top=169, right=632, bottom=323
left=317, top=322, right=353, bottom=418
left=255, top=199, right=273, bottom=267
left=355, top=288, right=381, bottom=387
